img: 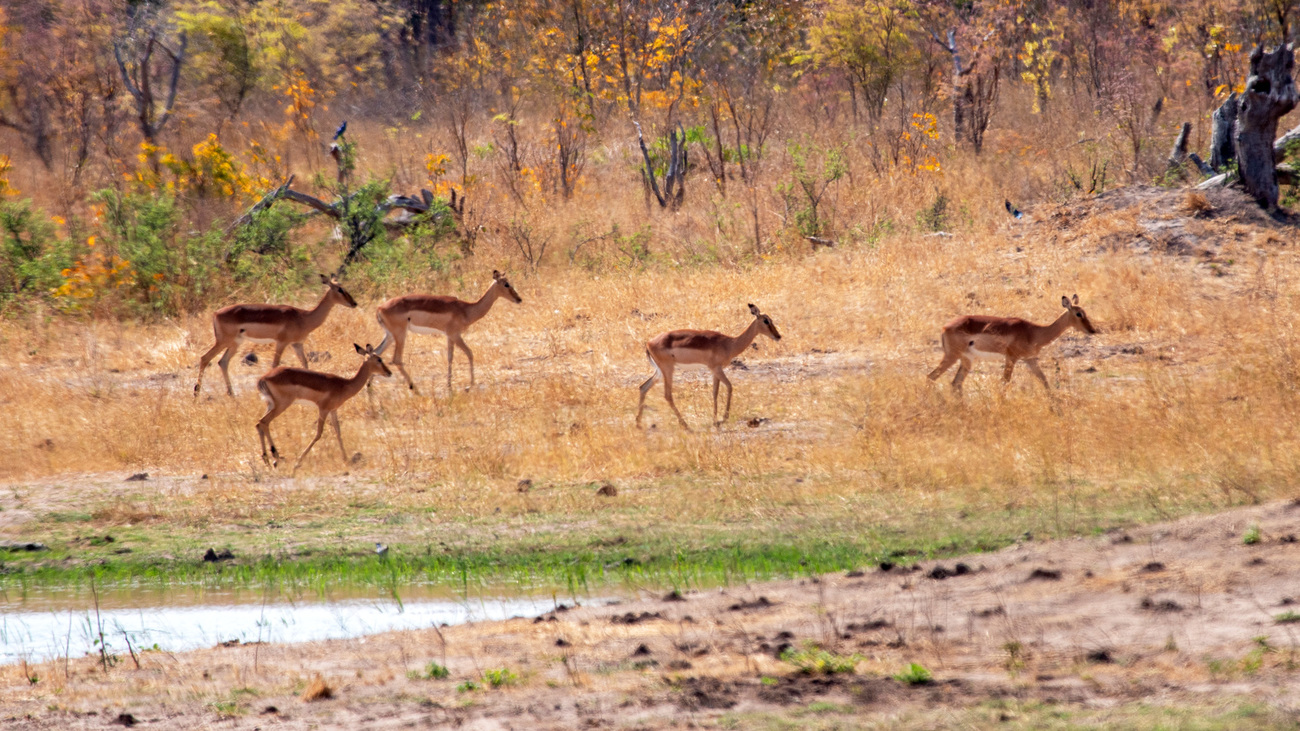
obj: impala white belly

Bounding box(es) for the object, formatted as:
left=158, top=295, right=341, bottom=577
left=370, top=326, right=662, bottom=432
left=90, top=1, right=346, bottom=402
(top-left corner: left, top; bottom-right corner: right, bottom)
left=968, top=348, right=1004, bottom=361
left=409, top=324, right=446, bottom=336
left=240, top=336, right=279, bottom=345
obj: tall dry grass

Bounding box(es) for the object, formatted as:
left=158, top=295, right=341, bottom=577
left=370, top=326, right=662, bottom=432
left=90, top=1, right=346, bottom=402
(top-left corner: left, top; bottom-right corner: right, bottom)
left=1, top=185, right=1296, bottom=535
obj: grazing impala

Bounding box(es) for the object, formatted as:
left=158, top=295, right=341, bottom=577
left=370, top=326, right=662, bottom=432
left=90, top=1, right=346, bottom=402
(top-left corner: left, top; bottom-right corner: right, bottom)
left=636, top=303, right=782, bottom=430
left=256, top=343, right=393, bottom=472
left=195, top=274, right=358, bottom=397
left=374, top=270, right=523, bottom=394
left=928, top=294, right=1098, bottom=393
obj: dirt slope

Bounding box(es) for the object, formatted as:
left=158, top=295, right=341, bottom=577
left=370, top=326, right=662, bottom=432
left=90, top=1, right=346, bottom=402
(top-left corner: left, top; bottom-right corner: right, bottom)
left=2, top=499, right=1298, bottom=729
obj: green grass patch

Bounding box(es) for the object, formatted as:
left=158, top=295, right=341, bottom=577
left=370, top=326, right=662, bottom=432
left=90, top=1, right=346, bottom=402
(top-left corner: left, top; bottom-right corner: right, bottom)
left=407, top=662, right=450, bottom=680
left=482, top=668, right=517, bottom=688
left=893, top=662, right=933, bottom=685
left=780, top=643, right=860, bottom=675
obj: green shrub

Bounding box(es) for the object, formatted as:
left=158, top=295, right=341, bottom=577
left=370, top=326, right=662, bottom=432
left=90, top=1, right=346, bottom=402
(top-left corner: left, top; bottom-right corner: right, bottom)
left=0, top=199, right=73, bottom=304
left=407, top=662, right=450, bottom=680
left=779, top=643, right=860, bottom=675
left=482, top=667, right=517, bottom=688
left=893, top=662, right=933, bottom=685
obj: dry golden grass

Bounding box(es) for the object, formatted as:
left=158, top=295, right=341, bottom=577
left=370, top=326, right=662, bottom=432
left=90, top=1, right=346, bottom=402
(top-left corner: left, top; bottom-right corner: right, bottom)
left=0, top=184, right=1296, bottom=536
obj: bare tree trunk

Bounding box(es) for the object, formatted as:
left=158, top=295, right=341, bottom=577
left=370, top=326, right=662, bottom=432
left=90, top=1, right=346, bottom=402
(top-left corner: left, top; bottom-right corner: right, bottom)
left=635, top=122, right=687, bottom=210
left=1235, top=43, right=1297, bottom=211
left=1168, top=121, right=1214, bottom=175
left=1210, top=92, right=1238, bottom=170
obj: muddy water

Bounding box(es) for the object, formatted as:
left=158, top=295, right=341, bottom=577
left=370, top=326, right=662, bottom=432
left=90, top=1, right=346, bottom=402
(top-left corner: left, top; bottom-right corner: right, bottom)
left=0, top=587, right=609, bottom=664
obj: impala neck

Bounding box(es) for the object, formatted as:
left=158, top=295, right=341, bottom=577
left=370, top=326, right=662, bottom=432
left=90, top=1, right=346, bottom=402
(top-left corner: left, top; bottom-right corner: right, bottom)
left=726, top=318, right=764, bottom=360
left=342, top=361, right=379, bottom=398
left=302, top=289, right=338, bottom=331
left=465, top=282, right=504, bottom=325
left=1034, top=310, right=1074, bottom=349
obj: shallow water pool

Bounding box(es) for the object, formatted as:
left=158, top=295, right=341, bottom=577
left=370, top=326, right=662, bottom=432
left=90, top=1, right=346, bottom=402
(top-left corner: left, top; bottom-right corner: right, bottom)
left=0, top=588, right=602, bottom=664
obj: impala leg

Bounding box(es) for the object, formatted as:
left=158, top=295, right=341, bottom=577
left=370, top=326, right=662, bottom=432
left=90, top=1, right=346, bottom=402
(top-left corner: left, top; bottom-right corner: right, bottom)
left=661, top=366, right=690, bottom=431
left=217, top=346, right=237, bottom=397
left=452, top=335, right=474, bottom=391
left=928, top=353, right=959, bottom=381
left=329, top=411, right=348, bottom=466
left=292, top=413, right=328, bottom=474
left=711, top=372, right=721, bottom=426
left=195, top=340, right=229, bottom=396
left=951, top=358, right=971, bottom=394
left=271, top=342, right=288, bottom=368
left=445, top=334, right=455, bottom=395
left=719, top=370, right=734, bottom=425
left=1024, top=358, right=1052, bottom=392
left=1001, top=357, right=1017, bottom=388
left=636, top=368, right=660, bottom=428
left=928, top=334, right=959, bottom=381
left=387, top=332, right=418, bottom=394
left=255, top=400, right=290, bottom=467
left=292, top=342, right=309, bottom=367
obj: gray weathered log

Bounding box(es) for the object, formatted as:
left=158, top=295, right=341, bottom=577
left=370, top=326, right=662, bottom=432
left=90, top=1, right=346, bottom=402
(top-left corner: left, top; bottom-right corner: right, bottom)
left=1235, top=43, right=1298, bottom=211
left=1196, top=173, right=1230, bottom=189
left=1210, top=93, right=1238, bottom=170
left=1277, top=122, right=1300, bottom=157
left=225, top=175, right=296, bottom=234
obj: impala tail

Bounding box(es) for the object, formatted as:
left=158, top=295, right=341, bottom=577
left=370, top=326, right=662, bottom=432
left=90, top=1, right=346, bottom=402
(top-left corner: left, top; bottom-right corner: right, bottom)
left=374, top=312, right=392, bottom=356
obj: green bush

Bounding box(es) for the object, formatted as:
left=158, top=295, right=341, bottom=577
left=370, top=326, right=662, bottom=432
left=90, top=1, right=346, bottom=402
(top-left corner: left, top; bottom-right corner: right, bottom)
left=407, top=662, right=450, bottom=680
left=893, top=662, right=933, bottom=685
left=482, top=667, right=517, bottom=688
left=0, top=199, right=73, bottom=304
left=779, top=643, right=860, bottom=675
left=93, top=189, right=182, bottom=313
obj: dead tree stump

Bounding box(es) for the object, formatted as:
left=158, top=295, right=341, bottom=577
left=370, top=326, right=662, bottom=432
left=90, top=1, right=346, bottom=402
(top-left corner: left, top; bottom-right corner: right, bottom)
left=1209, top=93, right=1238, bottom=171
left=1168, top=122, right=1213, bottom=176
left=1234, top=43, right=1297, bottom=211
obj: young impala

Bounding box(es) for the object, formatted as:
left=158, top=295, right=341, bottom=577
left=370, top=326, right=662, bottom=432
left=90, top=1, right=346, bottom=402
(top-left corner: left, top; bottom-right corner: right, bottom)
left=928, top=294, right=1098, bottom=393
left=636, top=303, right=782, bottom=430
left=374, top=270, right=523, bottom=394
left=195, top=274, right=358, bottom=397
left=256, top=343, right=393, bottom=473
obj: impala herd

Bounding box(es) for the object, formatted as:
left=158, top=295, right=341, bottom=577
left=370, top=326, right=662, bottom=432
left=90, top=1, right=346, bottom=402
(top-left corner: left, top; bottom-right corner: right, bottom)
left=194, top=271, right=1097, bottom=472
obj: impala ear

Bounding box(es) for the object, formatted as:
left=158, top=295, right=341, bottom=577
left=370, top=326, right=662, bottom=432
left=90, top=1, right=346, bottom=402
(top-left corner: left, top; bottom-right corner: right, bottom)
left=1072, top=293, right=1080, bottom=305
left=748, top=303, right=760, bottom=315
left=320, top=273, right=331, bottom=285
left=493, top=269, right=502, bottom=279
left=354, top=343, right=365, bottom=355
left=1061, top=295, right=1071, bottom=309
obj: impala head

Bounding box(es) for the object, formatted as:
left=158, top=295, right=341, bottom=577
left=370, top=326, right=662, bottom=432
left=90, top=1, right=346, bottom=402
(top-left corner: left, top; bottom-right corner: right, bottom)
left=321, top=274, right=358, bottom=308
left=492, top=270, right=523, bottom=304
left=1061, top=294, right=1097, bottom=334
left=748, top=303, right=781, bottom=341
left=355, top=343, right=393, bottom=378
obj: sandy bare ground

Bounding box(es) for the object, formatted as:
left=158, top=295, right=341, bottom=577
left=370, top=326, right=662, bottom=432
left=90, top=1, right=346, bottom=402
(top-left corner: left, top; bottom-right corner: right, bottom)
left=2, top=500, right=1298, bottom=729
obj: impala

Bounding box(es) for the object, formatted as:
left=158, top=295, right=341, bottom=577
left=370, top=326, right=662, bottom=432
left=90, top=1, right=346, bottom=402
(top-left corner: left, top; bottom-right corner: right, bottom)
left=256, top=343, right=393, bottom=472
left=636, top=303, right=782, bottom=430
left=374, top=270, right=523, bottom=394
left=928, top=294, right=1098, bottom=393
left=195, top=274, right=358, bottom=397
